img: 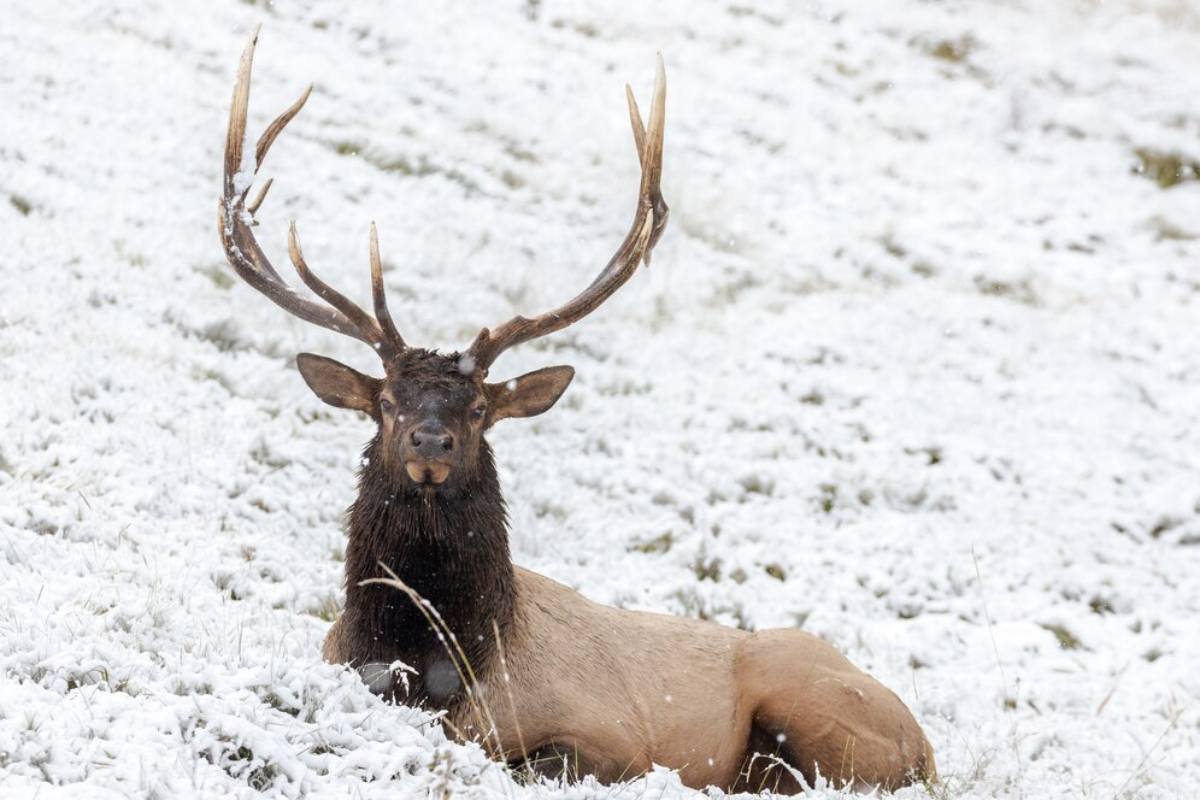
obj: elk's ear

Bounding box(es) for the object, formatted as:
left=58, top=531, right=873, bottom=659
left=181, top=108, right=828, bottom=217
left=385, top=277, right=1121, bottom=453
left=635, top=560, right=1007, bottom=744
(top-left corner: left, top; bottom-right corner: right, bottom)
left=486, top=365, right=575, bottom=425
left=296, top=353, right=382, bottom=417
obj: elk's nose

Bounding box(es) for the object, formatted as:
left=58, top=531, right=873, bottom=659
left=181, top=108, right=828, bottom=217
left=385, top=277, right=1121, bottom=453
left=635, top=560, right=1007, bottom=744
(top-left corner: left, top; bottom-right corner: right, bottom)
left=409, top=424, right=454, bottom=457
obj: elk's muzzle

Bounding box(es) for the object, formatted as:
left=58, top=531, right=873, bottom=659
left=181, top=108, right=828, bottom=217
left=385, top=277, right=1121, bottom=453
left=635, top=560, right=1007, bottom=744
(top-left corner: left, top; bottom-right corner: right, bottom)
left=404, top=460, right=451, bottom=485
left=403, top=422, right=454, bottom=485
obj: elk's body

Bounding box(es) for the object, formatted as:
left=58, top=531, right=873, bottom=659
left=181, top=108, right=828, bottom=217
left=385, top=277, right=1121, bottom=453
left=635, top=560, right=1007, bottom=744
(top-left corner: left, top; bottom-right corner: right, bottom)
left=326, top=513, right=934, bottom=791
left=218, top=30, right=935, bottom=793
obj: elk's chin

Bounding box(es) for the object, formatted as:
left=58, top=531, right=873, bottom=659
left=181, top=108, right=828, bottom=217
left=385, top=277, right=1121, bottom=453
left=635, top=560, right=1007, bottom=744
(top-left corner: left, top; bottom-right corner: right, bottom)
left=405, top=460, right=451, bottom=486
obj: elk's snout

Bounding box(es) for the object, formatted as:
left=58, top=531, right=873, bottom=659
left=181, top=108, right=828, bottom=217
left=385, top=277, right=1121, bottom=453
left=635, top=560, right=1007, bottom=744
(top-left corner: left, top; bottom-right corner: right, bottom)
left=403, top=422, right=454, bottom=485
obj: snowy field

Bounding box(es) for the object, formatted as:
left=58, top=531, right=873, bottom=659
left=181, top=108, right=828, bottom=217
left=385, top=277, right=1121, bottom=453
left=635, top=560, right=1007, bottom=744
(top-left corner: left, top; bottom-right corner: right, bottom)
left=2, top=1, right=1200, bottom=797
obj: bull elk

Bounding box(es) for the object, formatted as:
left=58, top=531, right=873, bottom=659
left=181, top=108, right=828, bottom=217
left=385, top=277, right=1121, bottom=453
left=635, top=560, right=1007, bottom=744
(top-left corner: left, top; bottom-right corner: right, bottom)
left=217, top=30, right=936, bottom=793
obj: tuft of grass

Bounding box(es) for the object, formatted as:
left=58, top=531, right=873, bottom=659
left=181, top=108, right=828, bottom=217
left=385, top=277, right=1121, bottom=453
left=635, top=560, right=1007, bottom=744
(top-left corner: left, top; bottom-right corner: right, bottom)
left=817, top=483, right=838, bottom=514
left=1148, top=215, right=1197, bottom=242
left=9, top=194, right=33, bottom=215
left=262, top=691, right=300, bottom=718
left=229, top=745, right=278, bottom=791
left=197, top=319, right=247, bottom=353
left=727, top=6, right=783, bottom=26
left=248, top=440, right=290, bottom=469
left=906, top=445, right=943, bottom=465
left=880, top=231, right=907, bottom=259
left=532, top=500, right=568, bottom=521
left=500, top=169, right=524, bottom=190
left=691, top=555, right=722, bottom=582
left=328, top=140, right=483, bottom=194
left=190, top=366, right=235, bottom=394
left=974, top=275, right=1038, bottom=306
left=927, top=36, right=975, bottom=63
left=114, top=240, right=147, bottom=268
left=739, top=474, right=775, bottom=496
left=306, top=592, right=341, bottom=622
left=1147, top=516, right=1179, bottom=539
left=196, top=263, right=235, bottom=290
left=1089, top=595, right=1115, bottom=615
left=628, top=532, right=673, bottom=554
left=548, top=18, right=598, bottom=38
left=1134, top=148, right=1200, bottom=189
left=1040, top=622, right=1082, bottom=650
left=798, top=389, right=824, bottom=406
left=669, top=587, right=752, bottom=630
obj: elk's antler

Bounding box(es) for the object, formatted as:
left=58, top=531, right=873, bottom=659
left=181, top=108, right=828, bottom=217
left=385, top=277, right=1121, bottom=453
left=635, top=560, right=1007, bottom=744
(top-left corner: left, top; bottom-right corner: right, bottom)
left=218, top=28, right=405, bottom=360
left=219, top=30, right=667, bottom=372
left=466, top=55, right=669, bottom=374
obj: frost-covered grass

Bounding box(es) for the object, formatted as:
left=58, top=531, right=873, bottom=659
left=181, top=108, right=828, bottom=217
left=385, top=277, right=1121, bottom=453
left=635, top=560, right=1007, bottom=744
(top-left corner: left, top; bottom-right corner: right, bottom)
left=2, top=1, right=1199, bottom=798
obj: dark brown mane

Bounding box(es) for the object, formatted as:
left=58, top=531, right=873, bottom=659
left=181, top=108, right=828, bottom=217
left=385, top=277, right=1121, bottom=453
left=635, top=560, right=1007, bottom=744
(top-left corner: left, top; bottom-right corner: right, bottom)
left=340, top=436, right=513, bottom=707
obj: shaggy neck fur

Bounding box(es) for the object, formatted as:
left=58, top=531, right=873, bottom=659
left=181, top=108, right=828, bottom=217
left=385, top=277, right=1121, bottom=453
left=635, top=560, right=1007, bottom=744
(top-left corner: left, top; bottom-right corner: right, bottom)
left=340, top=435, right=514, bottom=706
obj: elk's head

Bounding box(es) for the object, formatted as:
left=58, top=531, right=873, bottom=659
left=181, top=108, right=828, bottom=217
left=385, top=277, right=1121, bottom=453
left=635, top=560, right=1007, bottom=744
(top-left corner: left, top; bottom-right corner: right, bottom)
left=295, top=347, right=574, bottom=492
left=218, top=30, right=667, bottom=494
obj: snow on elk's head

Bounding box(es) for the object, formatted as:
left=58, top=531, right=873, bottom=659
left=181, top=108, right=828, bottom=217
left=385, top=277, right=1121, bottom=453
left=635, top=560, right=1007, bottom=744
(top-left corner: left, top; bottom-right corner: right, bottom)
left=215, top=30, right=666, bottom=495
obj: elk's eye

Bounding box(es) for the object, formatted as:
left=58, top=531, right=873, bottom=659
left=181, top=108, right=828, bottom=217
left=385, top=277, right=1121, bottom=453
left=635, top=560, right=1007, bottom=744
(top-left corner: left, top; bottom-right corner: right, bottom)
left=471, top=405, right=486, bottom=420
left=380, top=398, right=394, bottom=414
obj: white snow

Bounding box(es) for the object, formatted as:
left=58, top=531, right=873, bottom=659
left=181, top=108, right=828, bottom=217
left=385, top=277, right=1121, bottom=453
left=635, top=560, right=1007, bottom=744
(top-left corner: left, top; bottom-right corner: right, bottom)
left=2, top=1, right=1200, bottom=798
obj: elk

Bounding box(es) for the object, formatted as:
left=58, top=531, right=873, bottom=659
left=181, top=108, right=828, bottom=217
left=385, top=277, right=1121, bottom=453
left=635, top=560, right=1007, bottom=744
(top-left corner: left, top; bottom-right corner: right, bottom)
left=218, top=30, right=936, bottom=793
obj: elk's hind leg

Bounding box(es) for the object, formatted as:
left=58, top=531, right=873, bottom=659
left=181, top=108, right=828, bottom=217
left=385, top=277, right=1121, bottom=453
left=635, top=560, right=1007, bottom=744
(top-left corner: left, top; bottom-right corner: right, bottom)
left=735, top=629, right=935, bottom=792
left=731, top=723, right=808, bottom=794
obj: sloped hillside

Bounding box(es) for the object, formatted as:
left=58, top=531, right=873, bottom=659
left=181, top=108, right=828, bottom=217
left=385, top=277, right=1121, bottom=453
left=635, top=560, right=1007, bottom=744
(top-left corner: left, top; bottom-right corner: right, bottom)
left=1, top=1, right=1198, bottom=798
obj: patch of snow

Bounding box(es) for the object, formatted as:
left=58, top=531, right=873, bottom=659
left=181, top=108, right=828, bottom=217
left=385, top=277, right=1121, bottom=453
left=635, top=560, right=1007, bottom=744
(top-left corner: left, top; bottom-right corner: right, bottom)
left=2, top=1, right=1199, bottom=799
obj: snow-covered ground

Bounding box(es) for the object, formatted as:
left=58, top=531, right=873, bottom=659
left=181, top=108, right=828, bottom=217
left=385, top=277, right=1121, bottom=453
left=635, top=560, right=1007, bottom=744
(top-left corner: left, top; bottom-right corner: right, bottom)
left=2, top=1, right=1199, bottom=797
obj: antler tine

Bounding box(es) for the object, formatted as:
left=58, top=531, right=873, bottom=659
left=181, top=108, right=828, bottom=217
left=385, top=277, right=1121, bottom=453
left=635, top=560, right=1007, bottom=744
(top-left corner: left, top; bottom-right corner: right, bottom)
left=286, top=223, right=396, bottom=358
left=370, top=223, right=406, bottom=352
left=467, top=57, right=669, bottom=373
left=625, top=85, right=646, bottom=167
left=639, top=54, right=669, bottom=258
left=246, top=177, right=274, bottom=216
left=256, top=84, right=312, bottom=168
left=222, top=26, right=259, bottom=202
left=218, top=28, right=404, bottom=360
